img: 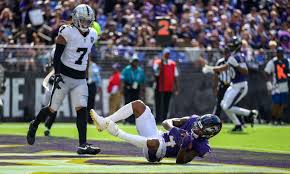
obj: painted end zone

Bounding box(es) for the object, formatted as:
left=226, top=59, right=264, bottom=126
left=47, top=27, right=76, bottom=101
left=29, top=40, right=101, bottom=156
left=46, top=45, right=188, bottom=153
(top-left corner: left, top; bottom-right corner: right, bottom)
left=0, top=135, right=289, bottom=174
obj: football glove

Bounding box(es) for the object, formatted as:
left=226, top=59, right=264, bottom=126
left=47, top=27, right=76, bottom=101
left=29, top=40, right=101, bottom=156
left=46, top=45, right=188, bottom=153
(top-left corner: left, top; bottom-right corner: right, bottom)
left=202, top=64, right=214, bottom=74
left=227, top=56, right=239, bottom=67
left=181, top=132, right=193, bottom=149
left=0, top=84, right=5, bottom=94
left=53, top=74, right=64, bottom=89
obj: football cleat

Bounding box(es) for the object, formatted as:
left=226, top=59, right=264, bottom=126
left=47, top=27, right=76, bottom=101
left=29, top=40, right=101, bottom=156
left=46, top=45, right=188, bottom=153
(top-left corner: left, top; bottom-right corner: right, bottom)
left=44, top=130, right=50, bottom=136
left=27, top=120, right=38, bottom=145
left=231, top=125, right=243, bottom=132
left=249, top=110, right=259, bottom=127
left=107, top=120, right=120, bottom=137
left=90, top=109, right=109, bottom=132
left=77, top=143, right=101, bottom=155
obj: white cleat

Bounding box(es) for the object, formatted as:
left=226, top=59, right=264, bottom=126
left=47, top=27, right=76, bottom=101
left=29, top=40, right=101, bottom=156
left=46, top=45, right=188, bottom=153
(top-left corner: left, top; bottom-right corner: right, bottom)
left=90, top=109, right=109, bottom=132
left=250, top=110, right=259, bottom=127
left=251, top=110, right=259, bottom=119
left=107, top=120, right=120, bottom=137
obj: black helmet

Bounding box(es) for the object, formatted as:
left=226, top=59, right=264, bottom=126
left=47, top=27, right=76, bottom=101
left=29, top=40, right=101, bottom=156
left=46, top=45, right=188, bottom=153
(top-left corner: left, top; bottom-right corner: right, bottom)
left=228, top=36, right=242, bottom=53
left=192, top=114, right=222, bottom=139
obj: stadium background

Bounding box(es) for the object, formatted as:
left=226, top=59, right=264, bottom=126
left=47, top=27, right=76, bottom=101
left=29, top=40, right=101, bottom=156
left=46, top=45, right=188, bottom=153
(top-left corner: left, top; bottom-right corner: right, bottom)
left=0, top=0, right=289, bottom=122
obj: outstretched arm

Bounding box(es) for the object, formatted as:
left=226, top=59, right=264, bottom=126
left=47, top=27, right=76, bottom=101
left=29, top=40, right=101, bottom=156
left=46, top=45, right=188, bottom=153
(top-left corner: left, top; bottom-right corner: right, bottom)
left=176, top=148, right=198, bottom=164
left=162, top=117, right=190, bottom=131
left=176, top=132, right=197, bottom=164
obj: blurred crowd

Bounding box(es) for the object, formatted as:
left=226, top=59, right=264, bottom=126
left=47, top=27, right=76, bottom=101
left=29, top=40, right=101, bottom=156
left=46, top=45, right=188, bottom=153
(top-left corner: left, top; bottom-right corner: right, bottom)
left=0, top=0, right=289, bottom=49
left=0, top=0, right=289, bottom=71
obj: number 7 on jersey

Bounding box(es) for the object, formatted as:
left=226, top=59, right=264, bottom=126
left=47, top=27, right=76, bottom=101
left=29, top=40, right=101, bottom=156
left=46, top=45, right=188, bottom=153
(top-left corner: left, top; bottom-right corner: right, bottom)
left=75, top=48, right=88, bottom=65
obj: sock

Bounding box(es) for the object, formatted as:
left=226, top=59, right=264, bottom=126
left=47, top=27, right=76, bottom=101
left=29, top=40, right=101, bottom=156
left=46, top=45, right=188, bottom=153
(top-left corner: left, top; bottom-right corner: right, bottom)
left=224, top=110, right=241, bottom=125
left=76, top=107, right=87, bottom=146
left=45, top=112, right=57, bottom=129
left=117, top=130, right=147, bottom=148
left=107, top=102, right=133, bottom=122
left=229, top=106, right=251, bottom=116
left=33, top=107, right=54, bottom=126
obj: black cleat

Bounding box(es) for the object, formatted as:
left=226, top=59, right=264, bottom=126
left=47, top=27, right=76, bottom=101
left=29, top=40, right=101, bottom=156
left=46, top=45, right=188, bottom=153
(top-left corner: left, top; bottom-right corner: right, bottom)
left=231, top=125, right=243, bottom=132
left=44, top=130, right=50, bottom=136
left=249, top=110, right=259, bottom=127
left=77, top=143, right=101, bottom=155
left=27, top=120, right=38, bottom=145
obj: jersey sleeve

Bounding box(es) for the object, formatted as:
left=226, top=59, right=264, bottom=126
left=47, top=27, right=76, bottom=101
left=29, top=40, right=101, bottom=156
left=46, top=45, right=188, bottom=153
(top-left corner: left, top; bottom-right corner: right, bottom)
left=58, top=25, right=71, bottom=42
left=192, top=140, right=211, bottom=158
left=264, top=60, right=274, bottom=74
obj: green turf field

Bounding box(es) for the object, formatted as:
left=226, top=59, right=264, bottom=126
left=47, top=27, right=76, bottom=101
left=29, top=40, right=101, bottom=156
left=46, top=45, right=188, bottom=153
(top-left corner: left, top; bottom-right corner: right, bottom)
left=0, top=123, right=289, bottom=174
left=1, top=123, right=290, bottom=153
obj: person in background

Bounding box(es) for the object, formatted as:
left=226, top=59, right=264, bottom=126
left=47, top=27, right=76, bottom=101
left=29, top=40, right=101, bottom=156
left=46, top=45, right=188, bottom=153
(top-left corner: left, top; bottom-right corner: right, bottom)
left=153, top=48, right=179, bottom=123
left=121, top=54, right=146, bottom=124
left=0, top=64, right=5, bottom=120
left=107, top=63, right=122, bottom=115
left=212, top=47, right=231, bottom=119
left=264, top=47, right=290, bottom=125
left=87, top=59, right=102, bottom=123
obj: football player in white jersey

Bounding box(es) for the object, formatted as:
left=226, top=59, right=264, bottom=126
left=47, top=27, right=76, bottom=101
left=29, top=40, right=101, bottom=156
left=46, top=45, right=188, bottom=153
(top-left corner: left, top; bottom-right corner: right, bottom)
left=27, top=4, right=100, bottom=155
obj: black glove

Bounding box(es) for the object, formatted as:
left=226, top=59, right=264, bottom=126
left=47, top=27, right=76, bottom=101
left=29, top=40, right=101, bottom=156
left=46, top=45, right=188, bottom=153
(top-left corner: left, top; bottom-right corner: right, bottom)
left=0, top=85, right=5, bottom=94
left=48, top=75, right=55, bottom=85
left=54, top=74, right=64, bottom=89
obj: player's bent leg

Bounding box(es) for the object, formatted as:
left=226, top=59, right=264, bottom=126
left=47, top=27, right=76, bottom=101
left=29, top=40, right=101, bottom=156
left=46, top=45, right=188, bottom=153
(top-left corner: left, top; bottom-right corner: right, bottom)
left=107, top=120, right=147, bottom=148
left=106, top=120, right=165, bottom=162
left=143, top=139, right=166, bottom=162
left=27, top=107, right=56, bottom=145
left=136, top=105, right=159, bottom=138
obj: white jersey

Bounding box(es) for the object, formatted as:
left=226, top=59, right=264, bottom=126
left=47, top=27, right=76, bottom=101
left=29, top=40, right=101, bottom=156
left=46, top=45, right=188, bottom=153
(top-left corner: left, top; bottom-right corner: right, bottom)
left=58, top=25, right=98, bottom=71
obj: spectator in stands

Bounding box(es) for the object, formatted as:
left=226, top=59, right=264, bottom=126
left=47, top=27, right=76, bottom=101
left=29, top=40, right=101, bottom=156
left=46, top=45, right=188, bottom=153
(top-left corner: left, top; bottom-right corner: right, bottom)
left=0, top=28, right=8, bottom=44
left=121, top=54, right=145, bottom=124
left=107, top=63, right=122, bottom=115
left=0, top=8, right=15, bottom=39
left=153, top=48, right=179, bottom=123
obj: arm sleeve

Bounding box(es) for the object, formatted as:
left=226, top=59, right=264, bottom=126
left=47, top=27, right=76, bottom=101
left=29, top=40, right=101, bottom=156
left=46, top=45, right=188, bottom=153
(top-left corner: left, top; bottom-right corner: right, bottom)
left=53, top=43, right=65, bottom=74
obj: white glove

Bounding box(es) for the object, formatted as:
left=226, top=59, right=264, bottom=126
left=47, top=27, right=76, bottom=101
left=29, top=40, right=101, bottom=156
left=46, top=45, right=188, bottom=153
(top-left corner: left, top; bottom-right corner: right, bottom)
left=202, top=65, right=214, bottom=74
left=266, top=81, right=272, bottom=91
left=227, top=57, right=239, bottom=67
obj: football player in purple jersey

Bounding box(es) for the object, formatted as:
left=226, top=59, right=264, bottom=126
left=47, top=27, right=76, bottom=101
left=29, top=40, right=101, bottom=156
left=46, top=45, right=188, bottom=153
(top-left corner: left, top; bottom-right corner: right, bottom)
left=202, top=36, right=258, bottom=132
left=90, top=100, right=222, bottom=164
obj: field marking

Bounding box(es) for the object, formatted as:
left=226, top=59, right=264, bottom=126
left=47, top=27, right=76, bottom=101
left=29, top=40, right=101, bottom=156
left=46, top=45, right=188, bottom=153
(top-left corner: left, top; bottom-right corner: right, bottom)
left=0, top=151, right=289, bottom=174
left=0, top=144, right=25, bottom=148
left=214, top=145, right=290, bottom=154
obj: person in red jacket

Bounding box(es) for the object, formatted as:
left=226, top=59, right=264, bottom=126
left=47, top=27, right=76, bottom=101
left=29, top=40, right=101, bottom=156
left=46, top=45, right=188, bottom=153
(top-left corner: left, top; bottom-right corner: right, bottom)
left=107, top=63, right=122, bottom=115
left=153, top=48, right=179, bottom=123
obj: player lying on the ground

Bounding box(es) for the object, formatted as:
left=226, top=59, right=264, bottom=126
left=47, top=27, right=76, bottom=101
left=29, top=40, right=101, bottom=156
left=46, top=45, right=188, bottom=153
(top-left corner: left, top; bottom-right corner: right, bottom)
left=90, top=100, right=222, bottom=164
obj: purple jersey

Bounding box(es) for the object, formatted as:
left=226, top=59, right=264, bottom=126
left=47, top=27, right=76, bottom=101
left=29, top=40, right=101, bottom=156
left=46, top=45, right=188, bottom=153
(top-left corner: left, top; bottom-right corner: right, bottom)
left=230, top=52, right=247, bottom=83
left=162, top=115, right=211, bottom=158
